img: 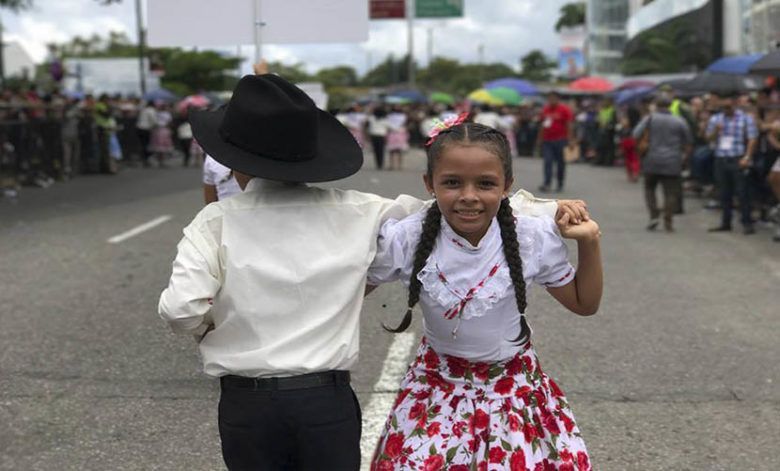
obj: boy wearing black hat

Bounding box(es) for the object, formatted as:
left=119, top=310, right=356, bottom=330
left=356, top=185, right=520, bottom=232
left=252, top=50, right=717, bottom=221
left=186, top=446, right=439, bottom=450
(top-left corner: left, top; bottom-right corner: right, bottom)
left=158, top=74, right=589, bottom=469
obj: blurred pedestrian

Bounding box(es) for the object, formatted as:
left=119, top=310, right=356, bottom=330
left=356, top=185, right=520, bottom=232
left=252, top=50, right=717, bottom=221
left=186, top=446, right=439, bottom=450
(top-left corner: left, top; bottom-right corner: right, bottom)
left=595, top=97, right=617, bottom=166
left=620, top=105, right=642, bottom=182
left=149, top=102, right=174, bottom=167
left=176, top=108, right=195, bottom=167
left=706, top=93, right=759, bottom=234
left=386, top=106, right=409, bottom=170
left=368, top=106, right=389, bottom=170
left=536, top=91, right=574, bottom=192
left=202, top=154, right=241, bottom=204
left=136, top=100, right=157, bottom=167
left=633, top=95, right=692, bottom=232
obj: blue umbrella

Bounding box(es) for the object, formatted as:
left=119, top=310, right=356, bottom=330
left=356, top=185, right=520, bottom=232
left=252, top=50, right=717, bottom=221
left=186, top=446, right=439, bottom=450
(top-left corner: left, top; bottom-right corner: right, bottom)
left=614, top=86, right=654, bottom=106
left=143, top=88, right=178, bottom=102
left=706, top=54, right=764, bottom=75
left=386, top=89, right=427, bottom=103
left=484, top=78, right=539, bottom=96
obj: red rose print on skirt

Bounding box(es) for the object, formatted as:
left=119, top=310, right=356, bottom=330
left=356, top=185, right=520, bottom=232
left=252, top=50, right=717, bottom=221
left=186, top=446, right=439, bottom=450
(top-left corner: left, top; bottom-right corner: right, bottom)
left=423, top=454, right=444, bottom=471
left=370, top=339, right=589, bottom=470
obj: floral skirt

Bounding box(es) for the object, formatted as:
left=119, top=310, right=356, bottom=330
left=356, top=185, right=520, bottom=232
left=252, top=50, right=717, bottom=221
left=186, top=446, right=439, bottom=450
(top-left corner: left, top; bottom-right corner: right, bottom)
left=371, top=339, right=590, bottom=471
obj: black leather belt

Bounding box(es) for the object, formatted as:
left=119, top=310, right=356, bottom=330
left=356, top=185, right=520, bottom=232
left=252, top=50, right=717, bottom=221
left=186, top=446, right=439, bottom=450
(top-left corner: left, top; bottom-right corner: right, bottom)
left=220, top=370, right=350, bottom=391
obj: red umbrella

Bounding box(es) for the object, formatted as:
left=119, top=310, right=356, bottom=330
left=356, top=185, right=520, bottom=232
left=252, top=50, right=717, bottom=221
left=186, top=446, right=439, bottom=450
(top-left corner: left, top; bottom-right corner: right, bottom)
left=176, top=94, right=210, bottom=114
left=568, top=77, right=614, bottom=92
left=616, top=79, right=656, bottom=91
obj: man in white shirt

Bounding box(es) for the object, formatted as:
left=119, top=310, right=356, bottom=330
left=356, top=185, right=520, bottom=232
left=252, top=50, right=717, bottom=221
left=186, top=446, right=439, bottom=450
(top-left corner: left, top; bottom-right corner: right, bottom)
left=135, top=101, right=157, bottom=167
left=159, top=74, right=589, bottom=469
left=202, top=154, right=241, bottom=204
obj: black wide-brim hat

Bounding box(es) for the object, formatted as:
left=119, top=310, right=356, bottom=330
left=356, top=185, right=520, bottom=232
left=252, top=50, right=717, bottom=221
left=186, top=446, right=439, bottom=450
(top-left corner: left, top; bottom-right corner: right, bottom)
left=190, top=74, right=362, bottom=183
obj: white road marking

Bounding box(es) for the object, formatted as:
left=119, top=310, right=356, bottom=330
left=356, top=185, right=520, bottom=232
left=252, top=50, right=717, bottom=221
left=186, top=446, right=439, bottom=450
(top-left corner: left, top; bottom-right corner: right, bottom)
left=360, top=332, right=417, bottom=468
left=107, top=215, right=173, bottom=244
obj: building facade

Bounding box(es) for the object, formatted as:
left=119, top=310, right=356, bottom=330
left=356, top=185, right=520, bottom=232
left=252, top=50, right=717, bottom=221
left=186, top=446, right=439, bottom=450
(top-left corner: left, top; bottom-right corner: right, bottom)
left=742, top=0, right=780, bottom=53
left=623, top=0, right=746, bottom=75
left=585, top=0, right=630, bottom=76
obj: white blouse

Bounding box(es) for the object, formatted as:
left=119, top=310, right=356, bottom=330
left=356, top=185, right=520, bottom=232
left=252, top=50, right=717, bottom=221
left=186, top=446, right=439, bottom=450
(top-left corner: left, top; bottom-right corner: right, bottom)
left=367, top=210, right=574, bottom=362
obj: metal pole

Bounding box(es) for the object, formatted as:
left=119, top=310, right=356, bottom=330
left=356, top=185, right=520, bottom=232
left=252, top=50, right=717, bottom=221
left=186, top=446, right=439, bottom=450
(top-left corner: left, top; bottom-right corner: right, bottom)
left=407, top=0, right=415, bottom=87
left=427, top=26, right=433, bottom=66
left=0, top=13, right=5, bottom=88
left=254, top=0, right=264, bottom=63
left=135, top=0, right=147, bottom=95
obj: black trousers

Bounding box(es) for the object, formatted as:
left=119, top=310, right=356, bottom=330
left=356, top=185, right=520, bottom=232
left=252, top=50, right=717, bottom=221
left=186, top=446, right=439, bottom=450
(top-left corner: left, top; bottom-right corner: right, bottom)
left=644, top=173, right=681, bottom=225
left=715, top=157, right=753, bottom=228
left=370, top=135, right=386, bottom=170
left=218, top=375, right=362, bottom=470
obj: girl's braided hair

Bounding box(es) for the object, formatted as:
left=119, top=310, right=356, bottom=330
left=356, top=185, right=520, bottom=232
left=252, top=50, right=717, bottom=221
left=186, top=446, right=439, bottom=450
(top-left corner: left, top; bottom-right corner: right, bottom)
left=383, top=121, right=530, bottom=343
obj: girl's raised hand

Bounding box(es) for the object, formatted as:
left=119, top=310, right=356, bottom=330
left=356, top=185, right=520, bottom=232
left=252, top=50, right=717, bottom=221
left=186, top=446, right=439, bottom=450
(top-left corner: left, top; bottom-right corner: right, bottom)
left=558, top=217, right=601, bottom=242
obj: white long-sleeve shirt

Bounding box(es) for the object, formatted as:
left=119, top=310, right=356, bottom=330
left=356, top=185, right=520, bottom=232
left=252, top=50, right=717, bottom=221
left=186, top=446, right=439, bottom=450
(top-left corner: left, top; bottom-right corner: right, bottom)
left=158, top=179, right=556, bottom=378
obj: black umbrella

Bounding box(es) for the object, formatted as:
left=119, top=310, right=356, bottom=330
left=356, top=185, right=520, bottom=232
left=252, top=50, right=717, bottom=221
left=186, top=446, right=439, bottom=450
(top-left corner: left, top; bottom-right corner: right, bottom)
left=679, top=72, right=763, bottom=95
left=748, top=51, right=780, bottom=76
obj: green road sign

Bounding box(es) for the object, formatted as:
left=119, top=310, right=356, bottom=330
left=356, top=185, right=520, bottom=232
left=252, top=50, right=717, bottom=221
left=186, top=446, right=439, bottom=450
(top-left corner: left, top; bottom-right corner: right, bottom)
left=415, top=0, right=463, bottom=18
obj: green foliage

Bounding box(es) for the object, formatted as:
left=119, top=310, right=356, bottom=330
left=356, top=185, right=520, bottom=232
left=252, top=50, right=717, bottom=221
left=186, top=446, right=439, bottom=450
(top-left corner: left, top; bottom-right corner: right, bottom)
left=621, top=21, right=709, bottom=75
left=555, top=2, right=585, bottom=32
left=520, top=50, right=556, bottom=82
left=362, top=54, right=414, bottom=87
left=368, top=55, right=517, bottom=96
left=0, top=0, right=33, bottom=11
left=264, top=61, right=311, bottom=83
left=315, top=66, right=358, bottom=88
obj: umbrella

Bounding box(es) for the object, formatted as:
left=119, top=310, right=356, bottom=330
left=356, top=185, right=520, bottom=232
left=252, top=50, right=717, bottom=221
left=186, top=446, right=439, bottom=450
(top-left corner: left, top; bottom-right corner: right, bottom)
left=616, top=79, right=656, bottom=91
left=484, top=78, right=539, bottom=95
left=143, top=88, right=178, bottom=103
left=487, top=87, right=522, bottom=105
left=568, top=76, right=614, bottom=92
left=614, top=86, right=654, bottom=106
left=706, top=54, right=764, bottom=75
left=385, top=89, right=427, bottom=103
left=679, top=72, right=763, bottom=94
left=468, top=89, right=504, bottom=106
left=430, top=92, right=455, bottom=105
left=176, top=94, right=210, bottom=114
left=384, top=96, right=413, bottom=104
left=748, top=50, right=780, bottom=76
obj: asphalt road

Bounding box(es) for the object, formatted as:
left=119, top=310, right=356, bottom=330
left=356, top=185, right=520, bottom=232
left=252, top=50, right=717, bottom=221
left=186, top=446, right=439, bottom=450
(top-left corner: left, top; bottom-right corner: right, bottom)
left=1, top=151, right=778, bottom=470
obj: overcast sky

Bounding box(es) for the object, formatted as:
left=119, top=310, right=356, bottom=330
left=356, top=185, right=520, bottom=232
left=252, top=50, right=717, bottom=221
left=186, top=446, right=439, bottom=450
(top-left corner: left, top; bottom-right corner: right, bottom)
left=3, top=0, right=570, bottom=75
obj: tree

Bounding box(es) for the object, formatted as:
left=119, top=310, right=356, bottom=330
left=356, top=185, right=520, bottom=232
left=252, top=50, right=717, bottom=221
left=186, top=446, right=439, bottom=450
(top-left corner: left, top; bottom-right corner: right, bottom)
left=315, top=66, right=358, bottom=88
left=362, top=54, right=414, bottom=87
left=0, top=0, right=32, bottom=10
left=519, top=50, right=556, bottom=82
left=621, top=22, right=708, bottom=75
left=555, top=2, right=585, bottom=32
left=264, top=61, right=311, bottom=84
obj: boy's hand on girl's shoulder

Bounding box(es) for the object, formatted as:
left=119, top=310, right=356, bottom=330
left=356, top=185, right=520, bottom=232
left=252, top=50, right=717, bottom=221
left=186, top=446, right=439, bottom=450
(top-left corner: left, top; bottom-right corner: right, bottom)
left=555, top=199, right=589, bottom=228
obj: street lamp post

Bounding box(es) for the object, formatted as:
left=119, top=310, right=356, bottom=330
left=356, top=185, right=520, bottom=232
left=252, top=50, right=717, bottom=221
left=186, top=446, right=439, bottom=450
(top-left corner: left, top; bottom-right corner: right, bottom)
left=135, top=0, right=147, bottom=96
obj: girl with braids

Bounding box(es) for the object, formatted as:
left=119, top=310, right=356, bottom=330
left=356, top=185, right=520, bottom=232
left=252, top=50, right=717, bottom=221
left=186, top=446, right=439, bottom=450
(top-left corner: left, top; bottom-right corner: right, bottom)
left=367, top=117, right=603, bottom=470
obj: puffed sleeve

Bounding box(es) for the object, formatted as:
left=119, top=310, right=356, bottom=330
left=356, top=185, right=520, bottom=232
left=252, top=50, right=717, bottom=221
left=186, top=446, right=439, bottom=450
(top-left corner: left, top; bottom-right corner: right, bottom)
left=158, top=209, right=223, bottom=335
left=367, top=215, right=421, bottom=286
left=532, top=216, right=575, bottom=288
left=509, top=189, right=557, bottom=219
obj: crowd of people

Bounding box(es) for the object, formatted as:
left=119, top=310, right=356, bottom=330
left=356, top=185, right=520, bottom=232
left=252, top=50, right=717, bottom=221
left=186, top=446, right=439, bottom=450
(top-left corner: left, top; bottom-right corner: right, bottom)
left=0, top=88, right=203, bottom=199
left=2, top=82, right=779, bottom=242
left=334, top=86, right=780, bottom=242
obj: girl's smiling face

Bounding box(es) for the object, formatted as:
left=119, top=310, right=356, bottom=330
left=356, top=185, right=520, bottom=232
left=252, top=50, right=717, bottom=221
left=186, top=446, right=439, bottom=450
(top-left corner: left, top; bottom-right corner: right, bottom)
left=424, top=144, right=513, bottom=246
